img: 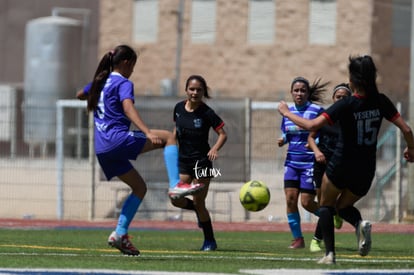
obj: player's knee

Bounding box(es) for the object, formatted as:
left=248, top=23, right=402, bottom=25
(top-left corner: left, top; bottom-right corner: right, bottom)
left=300, top=200, right=317, bottom=212
left=170, top=198, right=183, bottom=208
left=164, top=131, right=176, bottom=145
left=286, top=198, right=297, bottom=210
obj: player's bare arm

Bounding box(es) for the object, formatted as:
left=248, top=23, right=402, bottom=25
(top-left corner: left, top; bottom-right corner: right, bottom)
left=122, top=99, right=162, bottom=144
left=278, top=100, right=327, bottom=131
left=308, top=130, right=325, bottom=163
left=392, top=116, right=414, bottom=162
left=207, top=127, right=227, bottom=161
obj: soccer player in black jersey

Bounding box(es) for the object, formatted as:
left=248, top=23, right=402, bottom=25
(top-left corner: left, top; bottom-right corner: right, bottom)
left=278, top=55, right=414, bottom=264
left=170, top=75, right=227, bottom=251
left=307, top=83, right=351, bottom=253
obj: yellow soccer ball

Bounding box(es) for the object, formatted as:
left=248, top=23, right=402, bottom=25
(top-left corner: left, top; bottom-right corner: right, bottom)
left=239, top=180, right=270, bottom=212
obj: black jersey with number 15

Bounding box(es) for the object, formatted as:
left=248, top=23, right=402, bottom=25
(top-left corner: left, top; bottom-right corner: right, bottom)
left=322, top=93, right=399, bottom=161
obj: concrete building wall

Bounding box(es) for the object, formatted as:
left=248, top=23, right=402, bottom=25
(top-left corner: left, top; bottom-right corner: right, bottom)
left=98, top=0, right=396, bottom=103
left=0, top=0, right=409, bottom=104
left=371, top=0, right=411, bottom=114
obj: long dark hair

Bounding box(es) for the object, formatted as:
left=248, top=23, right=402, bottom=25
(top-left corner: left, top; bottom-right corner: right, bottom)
left=185, top=75, right=211, bottom=99
left=87, top=45, right=138, bottom=112
left=348, top=55, right=379, bottom=99
left=291, top=76, right=330, bottom=104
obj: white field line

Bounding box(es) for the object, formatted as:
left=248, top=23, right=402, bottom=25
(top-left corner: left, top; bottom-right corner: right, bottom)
left=0, top=251, right=413, bottom=264
left=0, top=267, right=414, bottom=275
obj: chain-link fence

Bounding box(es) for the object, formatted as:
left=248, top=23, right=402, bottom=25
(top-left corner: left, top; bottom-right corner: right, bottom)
left=0, top=85, right=406, bottom=223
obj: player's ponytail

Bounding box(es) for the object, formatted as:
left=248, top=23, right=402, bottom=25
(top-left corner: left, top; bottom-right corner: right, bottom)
left=87, top=45, right=138, bottom=112
left=87, top=52, right=112, bottom=112
left=309, top=78, right=329, bottom=104
left=348, top=55, right=379, bottom=100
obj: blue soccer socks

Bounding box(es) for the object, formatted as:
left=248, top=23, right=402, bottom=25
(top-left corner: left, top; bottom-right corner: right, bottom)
left=164, top=145, right=180, bottom=189
left=287, top=212, right=302, bottom=239
left=115, top=194, right=142, bottom=236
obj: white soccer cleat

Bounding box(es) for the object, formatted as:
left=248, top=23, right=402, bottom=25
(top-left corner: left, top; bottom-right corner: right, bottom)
left=317, top=251, right=336, bottom=264
left=357, top=220, right=372, bottom=256
left=168, top=181, right=205, bottom=199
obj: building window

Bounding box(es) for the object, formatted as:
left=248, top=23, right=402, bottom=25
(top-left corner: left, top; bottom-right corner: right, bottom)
left=309, top=0, right=337, bottom=45
left=133, top=0, right=159, bottom=43
left=191, top=0, right=216, bottom=44
left=248, top=0, right=275, bottom=44
left=392, top=0, right=411, bottom=47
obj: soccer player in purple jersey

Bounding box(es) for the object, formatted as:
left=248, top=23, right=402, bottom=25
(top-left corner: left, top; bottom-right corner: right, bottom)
left=278, top=55, right=414, bottom=264
left=79, top=45, right=202, bottom=256
left=278, top=77, right=329, bottom=249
